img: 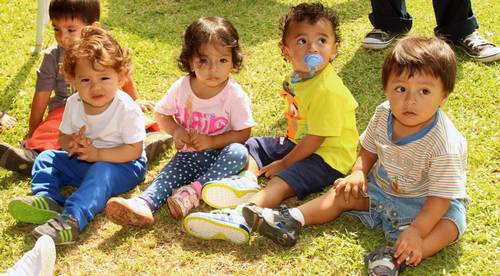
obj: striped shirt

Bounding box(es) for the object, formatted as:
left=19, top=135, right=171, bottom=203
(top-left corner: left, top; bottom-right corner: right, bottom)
left=361, top=101, right=468, bottom=199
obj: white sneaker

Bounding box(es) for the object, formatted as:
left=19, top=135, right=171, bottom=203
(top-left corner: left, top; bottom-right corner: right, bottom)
left=454, top=30, right=500, bottom=63
left=183, top=208, right=250, bottom=244
left=4, top=235, right=56, bottom=276
left=202, top=172, right=260, bottom=209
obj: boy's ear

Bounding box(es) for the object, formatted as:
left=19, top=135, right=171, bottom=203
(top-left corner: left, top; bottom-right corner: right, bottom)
left=330, top=42, right=339, bottom=60
left=90, top=21, right=100, bottom=28
left=280, top=43, right=290, bottom=61
left=440, top=93, right=449, bottom=106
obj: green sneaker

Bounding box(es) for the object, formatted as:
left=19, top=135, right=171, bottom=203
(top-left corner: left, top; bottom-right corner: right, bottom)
left=32, top=214, right=79, bottom=245
left=8, top=196, right=63, bottom=224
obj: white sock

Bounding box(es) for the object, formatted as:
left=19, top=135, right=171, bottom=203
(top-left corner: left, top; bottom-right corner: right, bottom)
left=289, top=208, right=305, bottom=226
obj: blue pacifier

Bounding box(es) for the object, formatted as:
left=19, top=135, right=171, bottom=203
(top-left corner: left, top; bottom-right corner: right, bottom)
left=291, top=54, right=324, bottom=83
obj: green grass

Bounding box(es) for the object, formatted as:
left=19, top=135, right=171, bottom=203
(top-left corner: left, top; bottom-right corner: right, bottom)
left=1, top=0, right=499, bottom=274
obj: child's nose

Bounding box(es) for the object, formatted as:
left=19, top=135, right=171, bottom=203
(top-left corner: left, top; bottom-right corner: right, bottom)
left=405, top=91, right=417, bottom=104
left=308, top=42, right=319, bottom=52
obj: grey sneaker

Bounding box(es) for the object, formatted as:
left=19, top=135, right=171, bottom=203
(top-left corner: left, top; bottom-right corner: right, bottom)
left=454, top=31, right=500, bottom=63
left=0, top=142, right=37, bottom=175
left=8, top=195, right=63, bottom=224
left=32, top=214, right=79, bottom=245
left=242, top=203, right=301, bottom=248
left=362, top=29, right=405, bottom=50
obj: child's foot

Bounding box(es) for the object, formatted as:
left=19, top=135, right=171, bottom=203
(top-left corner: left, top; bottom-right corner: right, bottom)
left=4, top=235, right=56, bottom=276
left=105, top=197, right=154, bottom=227
left=32, top=214, right=79, bottom=245
left=242, top=203, right=301, bottom=248
left=183, top=208, right=250, bottom=244
left=0, top=142, right=37, bottom=176
left=144, top=131, right=173, bottom=164
left=8, top=195, right=63, bottom=224
left=167, top=185, right=200, bottom=220
left=202, top=173, right=260, bottom=209
left=364, top=246, right=406, bottom=276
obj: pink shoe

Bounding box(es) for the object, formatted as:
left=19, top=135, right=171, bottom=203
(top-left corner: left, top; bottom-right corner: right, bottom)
left=167, top=185, right=200, bottom=220
left=105, top=197, right=154, bottom=227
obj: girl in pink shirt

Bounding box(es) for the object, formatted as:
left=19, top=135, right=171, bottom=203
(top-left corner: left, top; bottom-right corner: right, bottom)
left=105, top=17, right=255, bottom=226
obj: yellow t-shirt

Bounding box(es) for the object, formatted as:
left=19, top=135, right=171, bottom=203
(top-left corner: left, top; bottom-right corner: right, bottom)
left=281, top=63, right=359, bottom=174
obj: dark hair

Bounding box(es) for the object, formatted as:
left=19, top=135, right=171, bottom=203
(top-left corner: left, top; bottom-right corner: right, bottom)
left=382, top=36, right=457, bottom=95
left=178, top=17, right=243, bottom=74
left=63, top=26, right=132, bottom=79
left=279, top=2, right=340, bottom=46
left=49, top=0, right=100, bottom=25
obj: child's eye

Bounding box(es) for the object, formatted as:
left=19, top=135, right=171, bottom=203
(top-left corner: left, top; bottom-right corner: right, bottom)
left=53, top=27, right=60, bottom=32
left=220, top=58, right=228, bottom=63
left=80, top=78, right=90, bottom=83
left=420, top=89, right=430, bottom=95
left=395, top=86, right=406, bottom=93
left=199, top=58, right=208, bottom=64
left=101, top=77, right=110, bottom=81
left=297, top=38, right=307, bottom=45
left=318, top=38, right=327, bottom=44
left=68, top=29, right=76, bottom=33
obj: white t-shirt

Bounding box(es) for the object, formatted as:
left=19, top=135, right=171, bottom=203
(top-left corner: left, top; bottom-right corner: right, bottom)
left=361, top=101, right=467, bottom=199
left=155, top=75, right=255, bottom=135
left=60, top=90, right=146, bottom=149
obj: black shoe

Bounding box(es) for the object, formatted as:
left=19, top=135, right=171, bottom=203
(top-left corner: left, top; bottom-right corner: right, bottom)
left=32, top=214, right=79, bottom=245
left=0, top=142, right=37, bottom=175
left=364, top=246, right=406, bottom=276
left=453, top=31, right=500, bottom=63
left=362, top=29, right=406, bottom=50
left=242, top=203, right=301, bottom=247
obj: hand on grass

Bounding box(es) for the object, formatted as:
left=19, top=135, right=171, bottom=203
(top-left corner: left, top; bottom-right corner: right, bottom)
left=394, top=226, right=424, bottom=266
left=259, top=160, right=286, bottom=178
left=333, top=170, right=367, bottom=203
left=0, top=112, right=16, bottom=130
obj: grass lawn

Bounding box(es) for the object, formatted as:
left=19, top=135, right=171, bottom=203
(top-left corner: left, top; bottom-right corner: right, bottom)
left=1, top=0, right=498, bottom=274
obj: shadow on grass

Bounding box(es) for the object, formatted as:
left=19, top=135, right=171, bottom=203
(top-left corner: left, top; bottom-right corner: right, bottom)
left=104, top=0, right=368, bottom=48
left=0, top=54, right=38, bottom=112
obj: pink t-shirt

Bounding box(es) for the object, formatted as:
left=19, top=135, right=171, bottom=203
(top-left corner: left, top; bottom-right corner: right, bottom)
left=155, top=76, right=255, bottom=136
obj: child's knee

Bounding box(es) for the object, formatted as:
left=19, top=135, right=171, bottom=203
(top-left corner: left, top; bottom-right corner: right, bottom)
left=225, top=143, right=248, bottom=160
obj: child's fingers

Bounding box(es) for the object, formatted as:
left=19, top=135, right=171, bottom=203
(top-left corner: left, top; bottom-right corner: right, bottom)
left=79, top=125, right=86, bottom=136
left=343, top=184, right=352, bottom=203
left=351, top=184, right=360, bottom=199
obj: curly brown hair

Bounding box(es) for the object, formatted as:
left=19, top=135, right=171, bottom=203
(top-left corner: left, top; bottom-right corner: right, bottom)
left=178, top=17, right=243, bottom=74
left=63, top=26, right=132, bottom=80
left=279, top=2, right=341, bottom=47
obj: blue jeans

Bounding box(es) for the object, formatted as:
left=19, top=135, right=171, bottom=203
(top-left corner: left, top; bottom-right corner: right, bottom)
left=348, top=173, right=467, bottom=244
left=140, top=143, right=248, bottom=211
left=31, top=150, right=147, bottom=231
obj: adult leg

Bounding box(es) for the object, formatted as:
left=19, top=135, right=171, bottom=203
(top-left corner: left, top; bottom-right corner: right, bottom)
left=369, top=0, right=412, bottom=33
left=433, top=0, right=477, bottom=40
left=64, top=159, right=146, bottom=231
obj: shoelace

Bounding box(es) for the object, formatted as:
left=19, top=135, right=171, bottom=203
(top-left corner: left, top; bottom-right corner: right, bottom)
left=370, top=28, right=389, bottom=35
left=464, top=31, right=494, bottom=50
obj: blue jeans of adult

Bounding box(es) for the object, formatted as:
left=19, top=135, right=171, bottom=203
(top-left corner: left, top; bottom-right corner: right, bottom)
left=140, top=143, right=248, bottom=212
left=31, top=150, right=147, bottom=231
left=369, top=0, right=478, bottom=41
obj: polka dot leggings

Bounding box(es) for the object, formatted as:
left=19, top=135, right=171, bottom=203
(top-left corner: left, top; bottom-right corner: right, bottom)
left=140, top=143, right=248, bottom=212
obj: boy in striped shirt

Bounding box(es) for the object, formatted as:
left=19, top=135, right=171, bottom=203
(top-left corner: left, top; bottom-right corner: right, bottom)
left=244, top=36, right=467, bottom=274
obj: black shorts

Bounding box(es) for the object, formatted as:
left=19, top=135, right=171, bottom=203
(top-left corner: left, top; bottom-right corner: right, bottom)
left=245, top=137, right=344, bottom=199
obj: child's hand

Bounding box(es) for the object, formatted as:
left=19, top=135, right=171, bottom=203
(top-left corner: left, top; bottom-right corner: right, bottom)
left=259, top=160, right=286, bottom=178
left=74, top=143, right=100, bottom=162
left=190, top=133, right=214, bottom=151
left=394, top=226, right=424, bottom=266
left=0, top=112, right=16, bottom=130
left=173, top=126, right=191, bottom=150
left=68, top=126, right=92, bottom=157
left=136, top=99, right=155, bottom=112
left=333, top=170, right=367, bottom=203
